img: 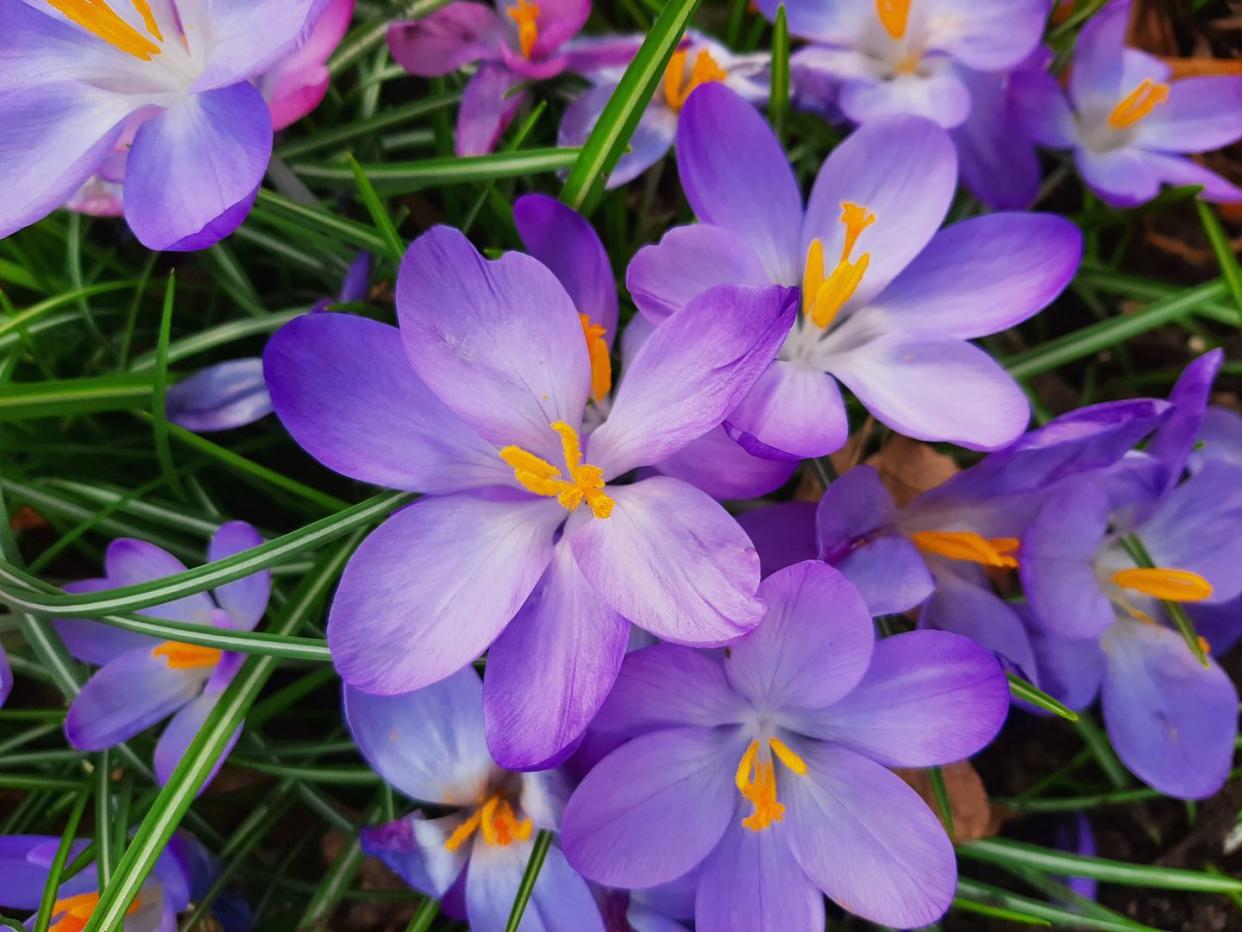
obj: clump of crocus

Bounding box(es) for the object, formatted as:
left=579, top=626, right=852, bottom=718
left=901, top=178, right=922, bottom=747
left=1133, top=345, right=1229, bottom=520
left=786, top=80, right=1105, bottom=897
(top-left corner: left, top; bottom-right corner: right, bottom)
left=1012, top=0, right=1242, bottom=206
left=628, top=83, right=1081, bottom=459
left=346, top=669, right=603, bottom=930
left=60, top=523, right=270, bottom=785
left=562, top=560, right=1009, bottom=930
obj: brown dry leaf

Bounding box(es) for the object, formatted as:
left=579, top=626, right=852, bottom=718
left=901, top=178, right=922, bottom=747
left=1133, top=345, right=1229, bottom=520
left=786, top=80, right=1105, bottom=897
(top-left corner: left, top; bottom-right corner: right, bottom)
left=897, top=761, right=1005, bottom=843
left=10, top=506, right=46, bottom=532
left=1162, top=57, right=1242, bottom=78
left=866, top=435, right=959, bottom=507
left=793, top=419, right=876, bottom=502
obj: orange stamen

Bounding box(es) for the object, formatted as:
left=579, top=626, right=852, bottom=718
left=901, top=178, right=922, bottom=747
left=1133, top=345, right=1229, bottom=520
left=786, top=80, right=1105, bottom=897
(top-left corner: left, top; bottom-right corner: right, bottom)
left=506, top=0, right=540, bottom=59
left=51, top=892, right=140, bottom=932
left=44, top=0, right=162, bottom=59
left=911, top=531, right=1021, bottom=569
left=1112, top=567, right=1213, bottom=602
left=499, top=422, right=613, bottom=518
left=580, top=314, right=612, bottom=403
left=876, top=0, right=912, bottom=40
left=662, top=49, right=728, bottom=112
left=734, top=738, right=808, bottom=832
left=803, top=202, right=875, bottom=329
left=151, top=640, right=223, bottom=670
left=1107, top=79, right=1169, bottom=129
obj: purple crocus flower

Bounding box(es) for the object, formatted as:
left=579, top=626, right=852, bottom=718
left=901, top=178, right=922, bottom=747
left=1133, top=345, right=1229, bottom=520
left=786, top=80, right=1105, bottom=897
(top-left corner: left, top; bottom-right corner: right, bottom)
left=346, top=669, right=603, bottom=931
left=59, top=522, right=270, bottom=786
left=0, top=0, right=329, bottom=250
left=264, top=225, right=796, bottom=769
left=562, top=560, right=1009, bottom=930
left=628, top=83, right=1082, bottom=459
left=559, top=32, right=769, bottom=188
left=1012, top=0, right=1242, bottom=206
left=0, top=645, right=11, bottom=708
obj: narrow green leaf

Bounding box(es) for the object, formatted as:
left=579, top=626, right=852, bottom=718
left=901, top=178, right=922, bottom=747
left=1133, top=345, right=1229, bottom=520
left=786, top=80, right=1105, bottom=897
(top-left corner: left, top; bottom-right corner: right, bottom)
left=952, top=896, right=1052, bottom=926
left=298, top=797, right=386, bottom=929
left=406, top=897, right=440, bottom=932
left=956, top=878, right=1157, bottom=932
left=328, top=0, right=454, bottom=76
left=278, top=94, right=461, bottom=159
left=0, top=374, right=153, bottom=421
left=1195, top=200, right=1242, bottom=326
left=769, top=5, right=790, bottom=144
left=0, top=774, right=83, bottom=792
left=1073, top=713, right=1130, bottom=790
left=254, top=189, right=389, bottom=253
left=0, top=282, right=135, bottom=341
left=229, top=761, right=381, bottom=784
left=33, top=791, right=90, bottom=932
left=506, top=830, right=554, bottom=932
left=151, top=273, right=186, bottom=500
left=95, top=751, right=113, bottom=887
left=928, top=765, right=955, bottom=837
left=347, top=155, right=405, bottom=263
left=1120, top=534, right=1208, bottom=666
left=1007, top=673, right=1078, bottom=721
left=293, top=148, right=581, bottom=194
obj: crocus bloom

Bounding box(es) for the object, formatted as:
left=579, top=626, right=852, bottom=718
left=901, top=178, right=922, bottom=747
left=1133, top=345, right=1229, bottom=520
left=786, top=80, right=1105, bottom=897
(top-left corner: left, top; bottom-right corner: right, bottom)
left=628, top=83, right=1081, bottom=459
left=0, top=645, right=10, bottom=708
left=1012, top=0, right=1242, bottom=206
left=559, top=32, right=769, bottom=188
left=59, top=522, right=271, bottom=785
left=265, top=225, right=796, bottom=768
left=0, top=0, right=327, bottom=250
left=562, top=560, right=1009, bottom=930
left=346, top=669, right=603, bottom=931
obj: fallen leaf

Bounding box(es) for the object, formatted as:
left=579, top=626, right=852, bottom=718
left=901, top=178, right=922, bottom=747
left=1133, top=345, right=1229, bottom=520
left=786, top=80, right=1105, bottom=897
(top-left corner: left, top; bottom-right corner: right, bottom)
left=866, top=434, right=960, bottom=507
left=897, top=761, right=1005, bottom=843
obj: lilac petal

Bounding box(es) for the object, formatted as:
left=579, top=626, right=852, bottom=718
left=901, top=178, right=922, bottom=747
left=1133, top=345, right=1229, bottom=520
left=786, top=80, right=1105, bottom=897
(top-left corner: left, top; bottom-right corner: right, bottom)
left=839, top=71, right=972, bottom=129
left=927, top=0, right=1045, bottom=70
left=387, top=2, right=502, bottom=75
left=736, top=501, right=818, bottom=579
left=1190, top=596, right=1242, bottom=658
left=589, top=284, right=796, bottom=477
left=920, top=573, right=1040, bottom=684
left=54, top=580, right=154, bottom=664
left=802, top=116, right=957, bottom=305
left=725, top=561, right=874, bottom=710
left=1134, top=76, right=1242, bottom=153
left=0, top=646, right=10, bottom=708
left=1100, top=620, right=1238, bottom=799
left=190, top=0, right=330, bottom=90
left=837, top=536, right=936, bottom=617
left=795, top=630, right=1008, bottom=767
left=513, top=193, right=618, bottom=343
left=0, top=837, right=56, bottom=909
left=260, top=0, right=353, bottom=129
left=723, top=361, right=849, bottom=461
left=207, top=521, right=269, bottom=631
left=361, top=813, right=471, bottom=897
left=561, top=34, right=643, bottom=73
left=1069, top=0, right=1128, bottom=112
left=654, top=425, right=798, bottom=500
left=875, top=213, right=1081, bottom=338
left=338, top=251, right=373, bottom=303
left=456, top=63, right=526, bottom=156
left=1057, top=813, right=1099, bottom=902
left=1147, top=349, right=1223, bottom=491
left=1026, top=625, right=1106, bottom=712
left=1194, top=406, right=1242, bottom=472
left=65, top=646, right=203, bottom=749
left=677, top=84, right=803, bottom=284
left=1075, top=146, right=1161, bottom=208
left=814, top=465, right=895, bottom=559
left=559, top=83, right=677, bottom=189
left=466, top=837, right=603, bottom=932
left=695, top=821, right=825, bottom=932
left=343, top=670, right=493, bottom=805
left=785, top=743, right=956, bottom=928
left=1010, top=67, right=1078, bottom=147
left=264, top=313, right=507, bottom=493
left=562, top=726, right=744, bottom=888
left=397, top=225, right=589, bottom=464
left=105, top=539, right=215, bottom=622
left=166, top=358, right=273, bottom=432
left=154, top=692, right=240, bottom=788
left=483, top=539, right=629, bottom=770
left=753, top=0, right=860, bottom=41
left=328, top=494, right=561, bottom=695
left=626, top=224, right=772, bottom=324
left=570, top=477, right=763, bottom=645
left=1140, top=150, right=1242, bottom=204
left=951, top=67, right=1041, bottom=210
left=824, top=327, right=1029, bottom=450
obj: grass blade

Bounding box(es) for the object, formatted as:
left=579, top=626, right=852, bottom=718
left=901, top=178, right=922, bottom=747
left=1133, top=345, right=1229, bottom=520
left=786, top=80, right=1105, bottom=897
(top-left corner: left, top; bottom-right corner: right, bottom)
left=1195, top=200, right=1242, bottom=325
left=769, top=5, right=790, bottom=144
left=505, top=830, right=554, bottom=932
left=293, top=148, right=580, bottom=193
left=1008, top=673, right=1079, bottom=721
left=0, top=374, right=153, bottom=421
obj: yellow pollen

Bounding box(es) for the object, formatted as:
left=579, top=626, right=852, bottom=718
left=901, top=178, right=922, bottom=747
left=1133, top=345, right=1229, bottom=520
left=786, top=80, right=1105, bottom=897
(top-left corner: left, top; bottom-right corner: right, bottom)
left=893, top=51, right=921, bottom=75
left=911, top=531, right=1020, bottom=569
left=151, top=640, right=223, bottom=670
left=445, top=795, right=532, bottom=851
left=51, top=892, right=141, bottom=932
left=735, top=738, right=808, bottom=832
left=580, top=314, right=612, bottom=403
left=876, top=0, right=912, bottom=40
left=1107, top=79, right=1169, bottom=129
left=499, top=422, right=614, bottom=518
left=1198, top=635, right=1212, bottom=655
left=803, top=202, right=875, bottom=329
left=44, top=0, right=164, bottom=59
left=506, top=0, right=540, bottom=60
left=662, top=48, right=728, bottom=112
left=1112, top=567, right=1213, bottom=603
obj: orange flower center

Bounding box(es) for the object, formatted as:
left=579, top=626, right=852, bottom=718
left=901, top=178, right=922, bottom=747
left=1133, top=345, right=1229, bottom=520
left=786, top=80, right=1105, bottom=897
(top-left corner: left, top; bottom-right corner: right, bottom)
left=803, top=202, right=875, bottom=329
left=506, top=0, right=540, bottom=59
left=1107, top=78, right=1169, bottom=129
left=45, top=0, right=164, bottom=60
left=50, top=891, right=141, bottom=932
left=580, top=314, right=612, bottom=403
left=735, top=737, right=807, bottom=832
left=911, top=531, right=1021, bottom=568
left=662, top=49, right=727, bottom=112
left=443, top=795, right=534, bottom=851
left=151, top=640, right=223, bottom=669
left=500, top=422, right=614, bottom=518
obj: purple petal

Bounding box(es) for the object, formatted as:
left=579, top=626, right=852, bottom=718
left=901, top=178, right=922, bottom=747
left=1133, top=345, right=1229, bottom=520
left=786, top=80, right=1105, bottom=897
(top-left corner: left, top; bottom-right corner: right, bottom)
left=328, top=495, right=561, bottom=695
left=105, top=539, right=215, bottom=623
left=154, top=691, right=240, bottom=788
left=1139, top=150, right=1242, bottom=204
left=736, top=501, right=819, bottom=579
left=1057, top=813, right=1099, bottom=902
left=466, top=837, right=603, bottom=932
left=559, top=83, right=677, bottom=189
left=839, top=70, right=972, bottom=129
left=260, top=0, right=353, bottom=130
left=814, top=465, right=896, bottom=559
left=1069, top=0, right=1128, bottom=112
left=723, top=361, right=849, bottom=461
left=1025, top=623, right=1106, bottom=713
left=654, top=425, right=798, bottom=500
left=1134, top=76, right=1242, bottom=153
left=561, top=34, right=643, bottom=73
left=190, top=0, right=330, bottom=90
left=208, top=521, right=269, bottom=631
left=508, top=0, right=589, bottom=58
left=387, top=3, right=502, bottom=76
left=1010, top=67, right=1078, bottom=147
left=951, top=67, right=1041, bottom=210
left=0, top=837, right=64, bottom=909
left=837, top=536, right=936, bottom=617
left=753, top=0, right=859, bottom=40
left=1075, top=146, right=1161, bottom=208
left=926, top=0, right=1045, bottom=70
left=338, top=251, right=373, bottom=303
left=361, top=813, right=470, bottom=897
left=166, top=358, right=273, bottom=432
left=1194, top=406, right=1242, bottom=472
left=455, top=64, right=526, bottom=156
left=920, top=573, right=1041, bottom=684
left=343, top=670, right=493, bottom=805
left=569, top=477, right=763, bottom=645
left=1147, top=349, right=1223, bottom=491
left=54, top=579, right=155, bottom=664
left=0, top=646, right=10, bottom=709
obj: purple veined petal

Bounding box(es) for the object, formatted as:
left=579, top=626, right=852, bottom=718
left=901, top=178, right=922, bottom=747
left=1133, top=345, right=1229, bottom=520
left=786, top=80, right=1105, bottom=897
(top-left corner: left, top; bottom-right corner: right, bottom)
left=515, top=768, right=572, bottom=832
left=627, top=901, right=690, bottom=932
left=483, top=538, right=630, bottom=770
left=724, top=361, right=849, bottom=462
left=456, top=63, right=527, bottom=156
left=189, top=0, right=331, bottom=91
left=166, top=358, right=273, bottom=433
left=589, top=284, right=797, bottom=477
left=626, top=223, right=773, bottom=324
left=397, top=225, right=589, bottom=464
left=694, top=819, right=825, bottom=932
left=361, top=812, right=471, bottom=897
left=925, top=0, right=1045, bottom=71
left=0, top=837, right=63, bottom=909
left=790, top=44, right=880, bottom=83
left=1189, top=596, right=1242, bottom=659
left=558, top=82, right=678, bottom=189
left=561, top=33, right=643, bottom=73
left=343, top=670, right=493, bottom=805
left=1075, top=145, right=1163, bottom=208
left=950, top=66, right=1041, bottom=210
left=1137, top=150, right=1242, bottom=204
left=65, top=171, right=126, bottom=218
left=1024, top=621, right=1106, bottom=713
left=653, top=425, right=798, bottom=500
left=466, top=836, right=604, bottom=932
left=387, top=2, right=502, bottom=76
left=207, top=521, right=269, bottom=631
left=724, top=561, right=874, bottom=711
left=822, top=325, right=1029, bottom=450
left=814, top=465, right=896, bottom=560
left=0, top=645, right=10, bottom=708
left=54, top=579, right=156, bottom=664
left=1146, top=349, right=1223, bottom=491
left=1010, top=67, right=1078, bottom=148
left=837, top=536, right=936, bottom=617
left=839, top=69, right=972, bottom=129
left=329, top=494, right=562, bottom=695
left=592, top=643, right=747, bottom=738
left=513, top=193, right=618, bottom=343
left=569, top=477, right=764, bottom=645
left=105, top=538, right=215, bottom=623
left=154, top=691, right=240, bottom=789
left=0, top=0, right=148, bottom=91
left=562, top=726, right=746, bottom=888
left=676, top=84, right=803, bottom=285
left=124, top=82, right=272, bottom=251
left=1100, top=619, right=1238, bottom=799
left=736, top=501, right=819, bottom=579
left=752, top=0, right=864, bottom=42
left=65, top=646, right=204, bottom=750
left=1194, top=406, right=1242, bottom=472
left=1068, top=0, right=1129, bottom=113
left=1133, top=76, right=1242, bottom=153
left=794, top=630, right=1008, bottom=768
left=783, top=743, right=956, bottom=929
left=260, top=0, right=354, bottom=130
left=920, top=571, right=1041, bottom=685
left=264, top=313, right=510, bottom=494
left=802, top=116, right=957, bottom=306
left=338, top=251, right=373, bottom=303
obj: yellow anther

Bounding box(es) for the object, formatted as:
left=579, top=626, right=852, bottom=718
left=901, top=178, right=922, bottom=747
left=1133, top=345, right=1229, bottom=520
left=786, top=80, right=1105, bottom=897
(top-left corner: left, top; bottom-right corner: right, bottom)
left=1107, top=78, right=1169, bottom=129
left=51, top=892, right=140, bottom=932
left=499, top=422, right=614, bottom=518
left=506, top=0, right=540, bottom=59
left=876, top=0, right=912, bottom=40
left=803, top=203, right=876, bottom=329
left=735, top=738, right=808, bottom=833
left=768, top=736, right=808, bottom=775
left=44, top=0, right=163, bottom=59
left=1198, top=635, right=1212, bottom=656
left=443, top=809, right=483, bottom=852
left=1112, top=567, right=1213, bottom=603
left=911, top=531, right=1021, bottom=569
left=662, top=48, right=728, bottom=112
left=151, top=640, right=223, bottom=670
left=580, top=314, right=612, bottom=403
left=480, top=796, right=534, bottom=847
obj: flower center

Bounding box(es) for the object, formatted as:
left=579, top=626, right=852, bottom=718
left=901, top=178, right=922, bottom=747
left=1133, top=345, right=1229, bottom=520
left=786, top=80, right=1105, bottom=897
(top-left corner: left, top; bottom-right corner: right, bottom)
left=151, top=640, right=223, bottom=669
left=735, top=737, right=807, bottom=832
left=1107, top=78, right=1169, bottom=130
left=506, top=0, right=540, bottom=60
left=443, top=795, right=534, bottom=851
left=580, top=314, right=612, bottom=403
left=500, top=422, right=614, bottom=518
left=1111, top=567, right=1212, bottom=603
left=876, top=0, right=912, bottom=40
left=46, top=0, right=164, bottom=60
left=662, top=49, right=727, bottom=112
left=911, top=530, right=1020, bottom=568
left=51, top=892, right=141, bottom=932
left=802, top=202, right=875, bottom=329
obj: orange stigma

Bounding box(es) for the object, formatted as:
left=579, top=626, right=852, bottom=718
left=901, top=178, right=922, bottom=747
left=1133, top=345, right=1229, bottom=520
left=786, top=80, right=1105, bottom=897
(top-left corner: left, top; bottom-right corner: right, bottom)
left=580, top=314, right=612, bottom=403
left=506, top=0, right=540, bottom=59
left=803, top=202, right=875, bottom=329
left=912, top=531, right=1020, bottom=569
left=735, top=738, right=807, bottom=832
left=152, top=640, right=223, bottom=670
left=500, top=422, right=614, bottom=518
left=876, top=0, right=912, bottom=39
left=443, top=795, right=533, bottom=851
left=662, top=48, right=727, bottom=112
left=44, top=0, right=164, bottom=59
left=1107, top=79, right=1169, bottom=129
left=1112, top=567, right=1213, bottom=602
left=51, top=892, right=141, bottom=932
